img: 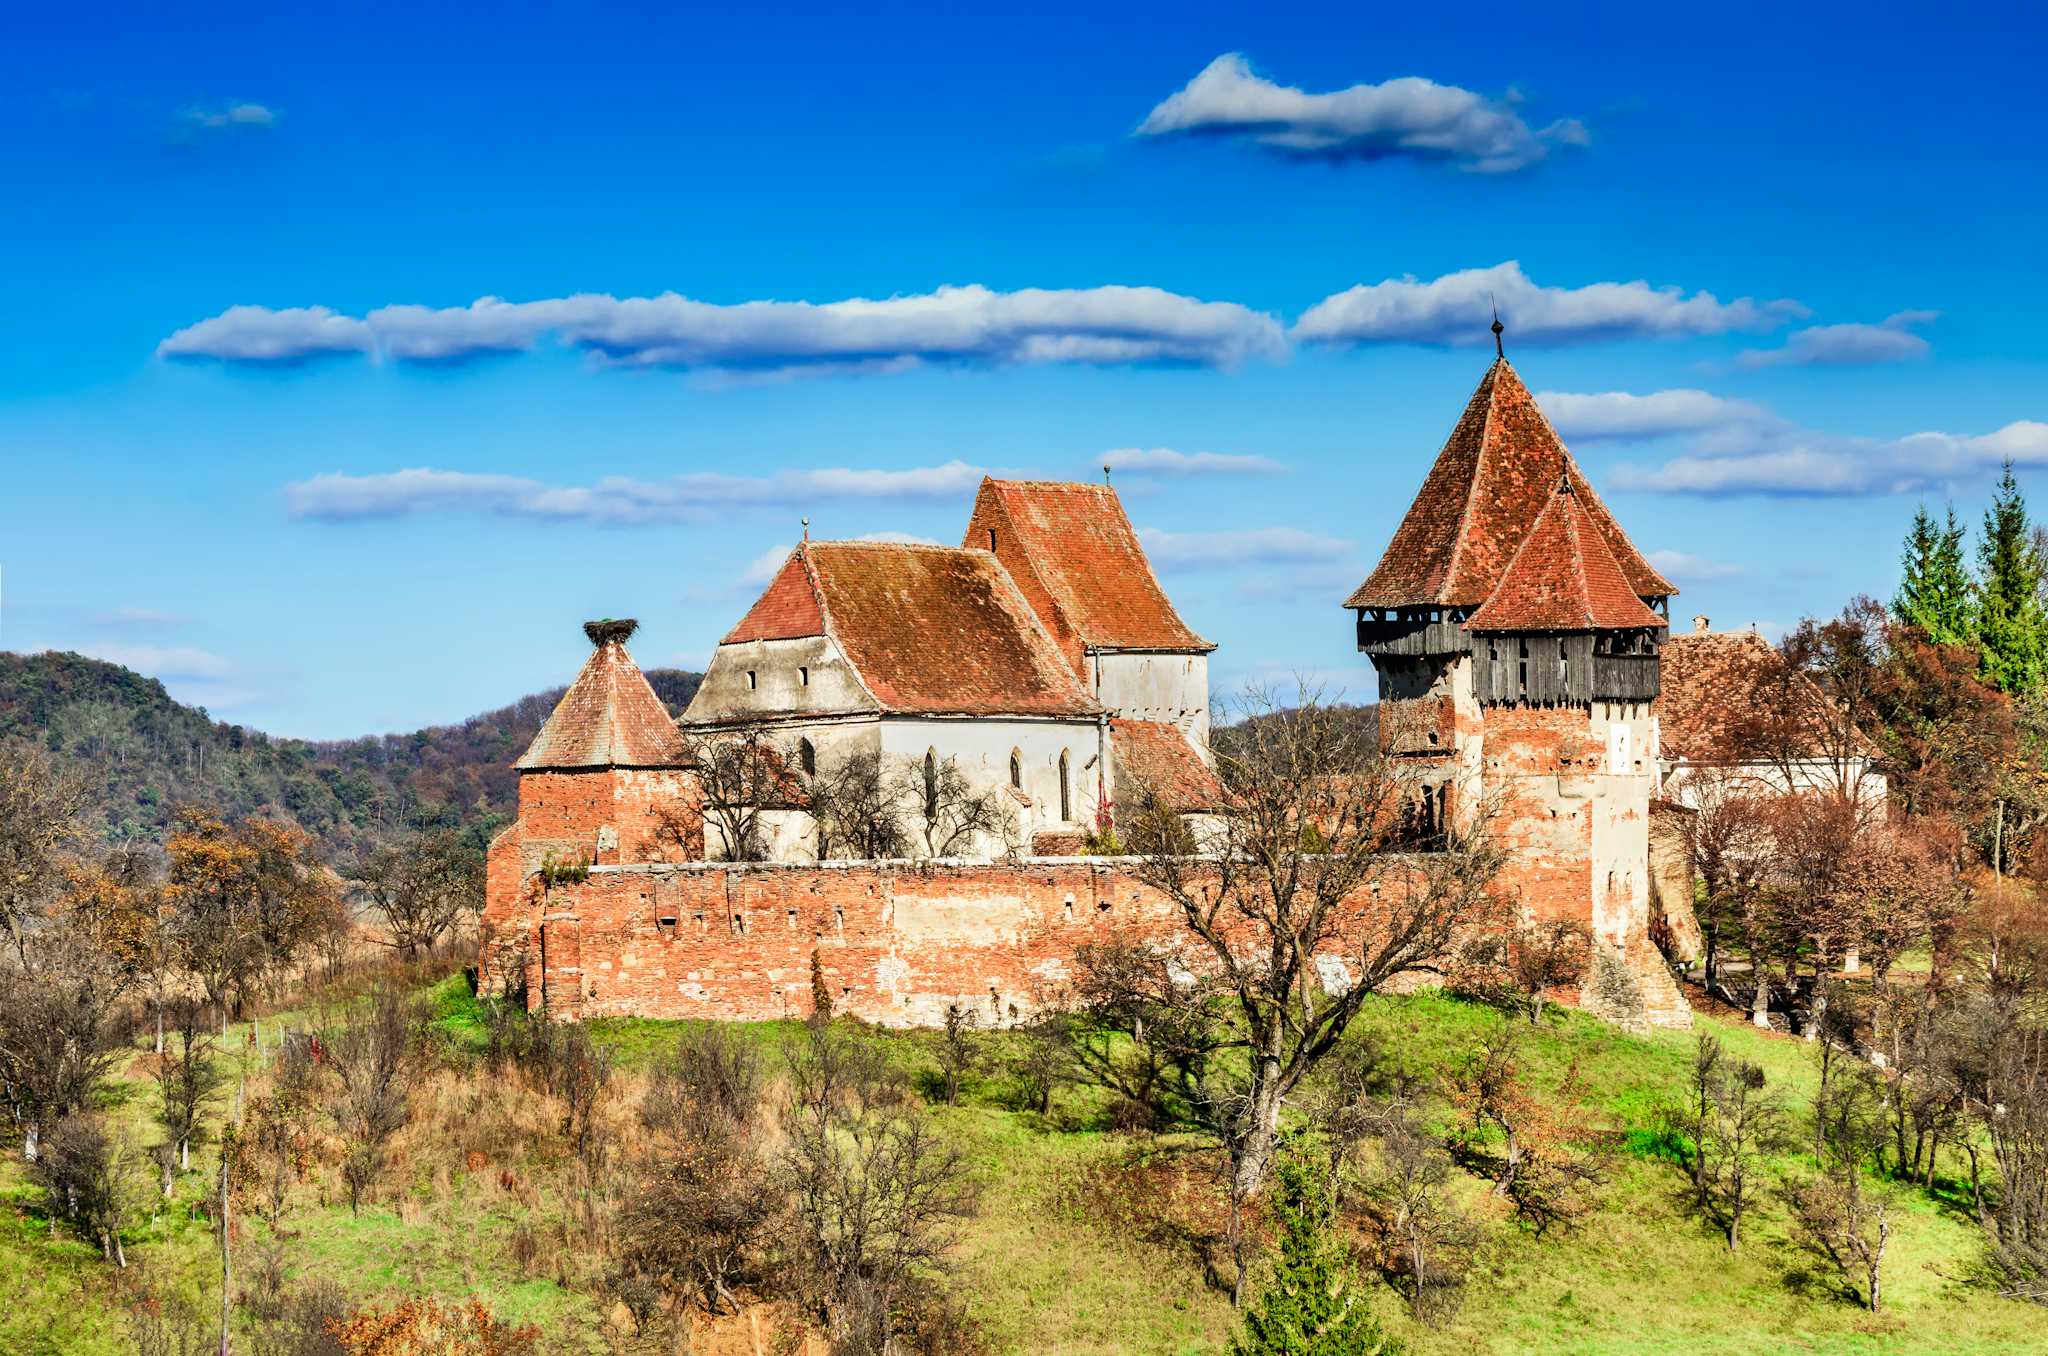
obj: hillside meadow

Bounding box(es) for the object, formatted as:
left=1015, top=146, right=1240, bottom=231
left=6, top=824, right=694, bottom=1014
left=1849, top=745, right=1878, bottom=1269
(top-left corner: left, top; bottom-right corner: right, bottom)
left=3, top=973, right=2044, bottom=1356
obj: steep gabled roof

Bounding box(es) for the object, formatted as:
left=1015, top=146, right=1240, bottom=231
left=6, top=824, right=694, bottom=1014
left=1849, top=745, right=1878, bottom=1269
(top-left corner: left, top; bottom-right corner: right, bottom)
left=1111, top=719, right=1226, bottom=812
left=719, top=540, right=1099, bottom=718
left=1466, top=481, right=1669, bottom=633
left=1344, top=360, right=1674, bottom=610
left=964, top=478, right=1212, bottom=660
left=516, top=637, right=685, bottom=769
left=724, top=549, right=825, bottom=643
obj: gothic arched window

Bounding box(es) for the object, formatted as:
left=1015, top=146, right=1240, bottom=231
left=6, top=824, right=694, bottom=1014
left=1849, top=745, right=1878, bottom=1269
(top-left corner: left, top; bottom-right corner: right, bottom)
left=1009, top=748, right=1022, bottom=790
left=798, top=738, right=816, bottom=777
left=923, top=748, right=939, bottom=819
left=1058, top=749, right=1072, bottom=822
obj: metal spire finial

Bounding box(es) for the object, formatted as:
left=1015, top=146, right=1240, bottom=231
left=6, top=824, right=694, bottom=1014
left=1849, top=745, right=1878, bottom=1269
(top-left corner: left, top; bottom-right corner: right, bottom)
left=1103, top=463, right=1112, bottom=485
left=801, top=516, right=809, bottom=543
left=1491, top=297, right=1505, bottom=359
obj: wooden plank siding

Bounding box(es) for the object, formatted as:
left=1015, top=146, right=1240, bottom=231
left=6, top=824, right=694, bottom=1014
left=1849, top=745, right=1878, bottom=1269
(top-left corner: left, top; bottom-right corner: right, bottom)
left=1356, top=614, right=1474, bottom=658
left=1470, top=633, right=1661, bottom=705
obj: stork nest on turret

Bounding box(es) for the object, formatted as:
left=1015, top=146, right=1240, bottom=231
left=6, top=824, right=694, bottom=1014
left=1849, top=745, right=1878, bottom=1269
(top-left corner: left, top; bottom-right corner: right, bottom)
left=583, top=618, right=640, bottom=647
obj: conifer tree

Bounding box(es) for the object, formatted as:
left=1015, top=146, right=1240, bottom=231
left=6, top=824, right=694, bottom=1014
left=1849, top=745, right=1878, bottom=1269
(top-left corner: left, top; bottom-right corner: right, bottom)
left=1894, top=504, right=1974, bottom=646
left=1230, top=1153, right=1399, bottom=1356
left=1975, top=462, right=2048, bottom=694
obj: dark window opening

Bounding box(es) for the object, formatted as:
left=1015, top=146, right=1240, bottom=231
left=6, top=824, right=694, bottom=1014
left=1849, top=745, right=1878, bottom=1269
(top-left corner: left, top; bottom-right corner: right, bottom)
left=746, top=670, right=757, bottom=690
left=987, top=528, right=997, bottom=551
left=1058, top=750, right=1072, bottom=821
left=923, top=749, right=939, bottom=818
left=799, top=738, right=816, bottom=776
left=1009, top=749, right=1022, bottom=789
left=799, top=666, right=809, bottom=686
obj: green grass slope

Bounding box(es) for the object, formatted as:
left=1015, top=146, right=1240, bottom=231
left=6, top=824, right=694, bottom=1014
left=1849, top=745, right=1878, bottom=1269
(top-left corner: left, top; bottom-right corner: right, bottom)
left=3, top=985, right=2044, bottom=1355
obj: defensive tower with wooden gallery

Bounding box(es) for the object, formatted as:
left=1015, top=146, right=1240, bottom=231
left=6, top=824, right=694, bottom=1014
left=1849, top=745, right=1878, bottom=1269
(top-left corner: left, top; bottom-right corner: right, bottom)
left=1343, top=346, right=1692, bottom=1028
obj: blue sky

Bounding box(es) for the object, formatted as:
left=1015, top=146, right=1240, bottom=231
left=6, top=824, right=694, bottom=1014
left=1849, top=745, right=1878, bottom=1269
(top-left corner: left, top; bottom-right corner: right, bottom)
left=4, top=2, right=2045, bottom=737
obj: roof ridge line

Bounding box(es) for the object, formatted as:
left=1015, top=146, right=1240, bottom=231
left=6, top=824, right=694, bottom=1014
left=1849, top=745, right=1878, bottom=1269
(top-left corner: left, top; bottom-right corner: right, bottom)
left=1440, top=363, right=1498, bottom=605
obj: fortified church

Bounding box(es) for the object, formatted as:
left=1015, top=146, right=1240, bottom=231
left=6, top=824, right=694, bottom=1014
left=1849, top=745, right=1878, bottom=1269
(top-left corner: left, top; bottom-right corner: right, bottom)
left=478, top=349, right=1696, bottom=1030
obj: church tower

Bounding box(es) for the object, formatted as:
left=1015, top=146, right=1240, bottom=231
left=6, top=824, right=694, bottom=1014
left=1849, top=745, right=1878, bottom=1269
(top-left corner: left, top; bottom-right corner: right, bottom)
left=1344, top=353, right=1690, bottom=1028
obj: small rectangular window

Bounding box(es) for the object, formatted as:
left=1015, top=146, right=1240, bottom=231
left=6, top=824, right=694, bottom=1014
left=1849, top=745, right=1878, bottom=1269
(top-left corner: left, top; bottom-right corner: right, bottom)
left=799, top=666, right=809, bottom=686
left=746, top=670, right=757, bottom=690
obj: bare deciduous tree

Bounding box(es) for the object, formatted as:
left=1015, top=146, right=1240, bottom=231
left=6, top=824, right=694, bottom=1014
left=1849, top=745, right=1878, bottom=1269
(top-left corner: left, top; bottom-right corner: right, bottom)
left=899, top=755, right=1004, bottom=860
left=326, top=986, right=419, bottom=1215
left=29, top=1113, right=142, bottom=1266
left=0, top=744, right=91, bottom=969
left=1130, top=687, right=1505, bottom=1300
left=153, top=1001, right=224, bottom=1185
left=934, top=1003, right=982, bottom=1107
left=1446, top=1022, right=1603, bottom=1237
left=349, top=829, right=483, bottom=956
left=1451, top=919, right=1591, bottom=1025
left=1787, top=1168, right=1895, bottom=1312
left=0, top=947, right=126, bottom=1163
left=682, top=731, right=796, bottom=862
left=1695, top=1057, right=1792, bottom=1250
left=809, top=750, right=909, bottom=861
left=780, top=1019, right=978, bottom=1352
left=618, top=1027, right=782, bottom=1327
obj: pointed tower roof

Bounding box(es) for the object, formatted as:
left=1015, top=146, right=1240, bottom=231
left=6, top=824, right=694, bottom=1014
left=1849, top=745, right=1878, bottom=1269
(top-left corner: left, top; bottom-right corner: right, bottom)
left=964, top=478, right=1211, bottom=661
left=515, top=621, right=686, bottom=769
left=1344, top=359, right=1674, bottom=610
left=1465, top=480, right=1669, bottom=633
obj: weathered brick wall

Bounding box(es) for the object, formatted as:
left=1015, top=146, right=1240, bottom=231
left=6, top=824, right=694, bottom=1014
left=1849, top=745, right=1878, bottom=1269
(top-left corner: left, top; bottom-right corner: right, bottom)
left=482, top=857, right=1208, bottom=1026
left=514, top=767, right=700, bottom=869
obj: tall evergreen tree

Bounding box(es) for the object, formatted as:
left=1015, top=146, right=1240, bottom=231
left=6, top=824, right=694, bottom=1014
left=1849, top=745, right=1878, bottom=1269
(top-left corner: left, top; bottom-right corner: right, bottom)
left=1975, top=462, right=2048, bottom=694
left=1894, top=504, right=1974, bottom=646
left=1230, top=1154, right=1399, bottom=1356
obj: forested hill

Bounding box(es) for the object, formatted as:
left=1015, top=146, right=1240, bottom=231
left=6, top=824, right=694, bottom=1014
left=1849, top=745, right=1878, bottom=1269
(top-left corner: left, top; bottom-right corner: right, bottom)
left=0, top=650, right=702, bottom=858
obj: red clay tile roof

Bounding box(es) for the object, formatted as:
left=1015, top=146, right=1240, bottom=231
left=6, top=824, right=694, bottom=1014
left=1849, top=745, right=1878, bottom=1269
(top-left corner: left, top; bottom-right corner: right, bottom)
left=516, top=640, right=685, bottom=769
left=1111, top=719, right=1226, bottom=812
left=750, top=541, right=1099, bottom=718
left=1345, top=360, right=1674, bottom=610
left=1660, top=630, right=1882, bottom=763
left=1466, top=481, right=1668, bottom=633
left=964, top=478, right=1211, bottom=666
left=723, top=549, right=826, bottom=643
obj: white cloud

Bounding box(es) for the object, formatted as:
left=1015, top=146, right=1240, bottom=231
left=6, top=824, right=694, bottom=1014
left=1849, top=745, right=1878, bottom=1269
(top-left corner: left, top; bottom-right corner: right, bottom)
left=1643, top=550, right=1746, bottom=582
left=160, top=284, right=1287, bottom=375
left=1535, top=388, right=1771, bottom=440
left=1733, top=310, right=1937, bottom=369
left=1100, top=447, right=1286, bottom=475
left=181, top=102, right=277, bottom=132
left=159, top=305, right=373, bottom=363
left=1136, top=54, right=1575, bottom=173
left=1138, top=526, right=1353, bottom=569
left=1613, top=419, right=2048, bottom=497
left=1294, top=261, right=1807, bottom=349
left=286, top=463, right=990, bottom=524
